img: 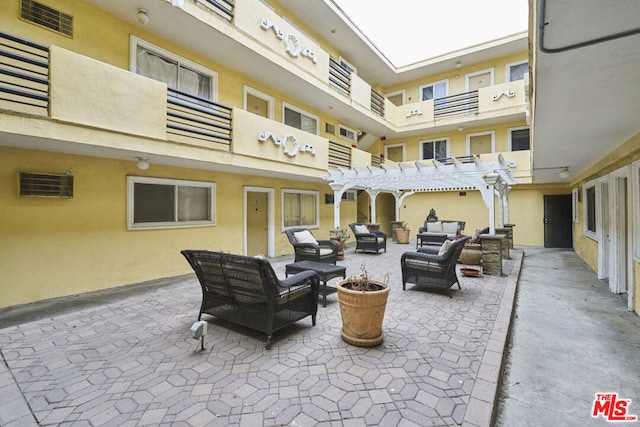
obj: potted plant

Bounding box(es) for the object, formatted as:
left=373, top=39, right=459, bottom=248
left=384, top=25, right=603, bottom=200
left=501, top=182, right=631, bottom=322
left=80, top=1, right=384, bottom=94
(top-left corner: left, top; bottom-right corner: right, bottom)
left=330, top=228, right=350, bottom=260
left=336, top=265, right=390, bottom=347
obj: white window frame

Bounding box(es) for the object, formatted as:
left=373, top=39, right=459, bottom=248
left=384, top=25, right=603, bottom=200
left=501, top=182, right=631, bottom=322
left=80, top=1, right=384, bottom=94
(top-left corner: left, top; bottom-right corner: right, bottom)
left=339, top=56, right=356, bottom=75
left=127, top=176, right=216, bottom=230
left=572, top=188, right=580, bottom=223
left=419, top=80, right=449, bottom=101
left=243, top=85, right=274, bottom=119
left=466, top=131, right=496, bottom=155
left=508, top=126, right=530, bottom=151
left=465, top=67, right=495, bottom=91
left=506, top=59, right=529, bottom=82
left=583, top=179, right=597, bottom=240
left=129, top=36, right=218, bottom=103
left=282, top=189, right=319, bottom=230
left=384, top=90, right=405, bottom=106
left=633, top=159, right=640, bottom=260
left=384, top=143, right=405, bottom=163
left=338, top=124, right=357, bottom=143
left=282, top=102, right=319, bottom=135
left=419, top=138, right=450, bottom=160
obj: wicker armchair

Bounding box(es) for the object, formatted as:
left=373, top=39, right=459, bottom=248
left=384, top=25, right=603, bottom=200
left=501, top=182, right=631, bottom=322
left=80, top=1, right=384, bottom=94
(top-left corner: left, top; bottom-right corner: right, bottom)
left=284, top=228, right=339, bottom=264
left=401, top=236, right=470, bottom=297
left=181, top=250, right=320, bottom=349
left=349, top=223, right=387, bottom=254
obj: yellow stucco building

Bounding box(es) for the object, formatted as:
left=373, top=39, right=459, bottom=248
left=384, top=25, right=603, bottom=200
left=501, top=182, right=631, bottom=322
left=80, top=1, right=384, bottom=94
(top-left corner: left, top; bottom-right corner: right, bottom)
left=0, top=0, right=638, bottom=314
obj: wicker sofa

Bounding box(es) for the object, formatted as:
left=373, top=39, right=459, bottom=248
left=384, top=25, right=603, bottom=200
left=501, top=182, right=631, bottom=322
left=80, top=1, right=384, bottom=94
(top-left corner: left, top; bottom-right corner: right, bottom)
left=181, top=250, right=320, bottom=349
left=416, top=220, right=466, bottom=248
left=401, top=236, right=470, bottom=297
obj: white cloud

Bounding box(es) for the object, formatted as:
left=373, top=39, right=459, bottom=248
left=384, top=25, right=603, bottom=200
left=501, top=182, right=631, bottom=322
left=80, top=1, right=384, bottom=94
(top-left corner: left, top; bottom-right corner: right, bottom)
left=334, top=0, right=529, bottom=65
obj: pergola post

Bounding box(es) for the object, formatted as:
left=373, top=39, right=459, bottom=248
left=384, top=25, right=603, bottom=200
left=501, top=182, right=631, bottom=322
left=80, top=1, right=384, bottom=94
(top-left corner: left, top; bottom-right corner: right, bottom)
left=504, top=186, right=511, bottom=224
left=483, top=173, right=500, bottom=234
left=367, top=190, right=379, bottom=224
left=329, top=183, right=345, bottom=229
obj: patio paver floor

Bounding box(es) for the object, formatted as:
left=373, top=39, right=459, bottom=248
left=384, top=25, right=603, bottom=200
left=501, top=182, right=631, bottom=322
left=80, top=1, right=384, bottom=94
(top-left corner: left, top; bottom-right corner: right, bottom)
left=0, top=239, right=521, bottom=426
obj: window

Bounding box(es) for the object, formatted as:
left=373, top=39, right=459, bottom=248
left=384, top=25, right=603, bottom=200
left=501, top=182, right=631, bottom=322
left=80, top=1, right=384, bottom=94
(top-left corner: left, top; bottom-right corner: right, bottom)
left=507, top=60, right=529, bottom=82
left=584, top=182, right=596, bottom=237
left=127, top=177, right=215, bottom=230
left=509, top=127, right=530, bottom=151
left=342, top=190, right=356, bottom=202
left=283, top=190, right=319, bottom=229
left=283, top=103, right=318, bottom=135
left=420, top=139, right=449, bottom=160
left=131, top=37, right=216, bottom=104
left=420, top=80, right=448, bottom=101
left=338, top=125, right=357, bottom=143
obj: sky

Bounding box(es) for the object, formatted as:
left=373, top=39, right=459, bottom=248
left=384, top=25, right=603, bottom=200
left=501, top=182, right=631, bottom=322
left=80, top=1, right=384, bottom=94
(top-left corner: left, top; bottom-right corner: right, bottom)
left=333, top=0, right=529, bottom=66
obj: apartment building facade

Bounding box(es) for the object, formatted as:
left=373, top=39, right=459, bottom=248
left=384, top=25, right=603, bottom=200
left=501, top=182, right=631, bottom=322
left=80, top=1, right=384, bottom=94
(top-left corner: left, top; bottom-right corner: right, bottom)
left=1, top=0, right=637, bottom=314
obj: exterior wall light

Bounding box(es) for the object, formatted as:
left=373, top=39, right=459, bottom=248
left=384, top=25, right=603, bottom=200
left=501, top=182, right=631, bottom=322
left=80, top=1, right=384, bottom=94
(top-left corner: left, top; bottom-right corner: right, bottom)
left=137, top=9, right=149, bottom=25
left=137, top=158, right=150, bottom=170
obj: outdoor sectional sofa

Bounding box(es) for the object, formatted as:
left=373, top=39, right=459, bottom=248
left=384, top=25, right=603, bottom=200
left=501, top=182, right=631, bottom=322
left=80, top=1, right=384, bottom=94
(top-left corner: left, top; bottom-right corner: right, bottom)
left=181, top=250, right=320, bottom=349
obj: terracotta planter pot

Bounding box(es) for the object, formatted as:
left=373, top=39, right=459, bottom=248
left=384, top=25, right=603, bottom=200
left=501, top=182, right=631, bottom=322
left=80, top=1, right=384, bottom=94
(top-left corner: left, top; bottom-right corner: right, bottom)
left=460, top=243, right=482, bottom=265
left=337, top=279, right=390, bottom=347
left=394, top=229, right=410, bottom=244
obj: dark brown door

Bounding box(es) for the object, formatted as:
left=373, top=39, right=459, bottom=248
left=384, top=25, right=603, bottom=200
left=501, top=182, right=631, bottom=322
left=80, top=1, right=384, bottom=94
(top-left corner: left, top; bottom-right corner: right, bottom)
left=544, top=195, right=573, bottom=248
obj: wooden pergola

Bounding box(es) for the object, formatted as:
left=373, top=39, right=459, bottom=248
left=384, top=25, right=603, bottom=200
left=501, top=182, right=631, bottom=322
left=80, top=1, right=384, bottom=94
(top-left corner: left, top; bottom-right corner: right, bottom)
left=324, top=155, right=518, bottom=234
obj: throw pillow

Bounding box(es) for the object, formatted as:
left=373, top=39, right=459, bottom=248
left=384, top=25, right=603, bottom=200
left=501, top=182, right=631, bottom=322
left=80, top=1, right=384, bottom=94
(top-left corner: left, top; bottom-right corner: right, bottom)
left=442, top=222, right=459, bottom=236
left=438, top=239, right=453, bottom=256
left=426, top=221, right=442, bottom=233
left=354, top=224, right=369, bottom=234
left=293, top=230, right=318, bottom=245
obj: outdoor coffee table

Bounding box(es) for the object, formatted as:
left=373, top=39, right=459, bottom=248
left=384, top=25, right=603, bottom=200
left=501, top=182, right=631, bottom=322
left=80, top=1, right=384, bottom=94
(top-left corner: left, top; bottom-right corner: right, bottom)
left=416, top=232, right=448, bottom=249
left=285, top=260, right=346, bottom=307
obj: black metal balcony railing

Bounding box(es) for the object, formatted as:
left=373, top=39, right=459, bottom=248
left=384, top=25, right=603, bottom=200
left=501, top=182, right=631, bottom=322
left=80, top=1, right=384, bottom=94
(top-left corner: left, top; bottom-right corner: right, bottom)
left=167, top=88, right=232, bottom=147
left=329, top=57, right=350, bottom=97
left=0, top=32, right=49, bottom=115
left=370, top=89, right=385, bottom=118
left=328, top=140, right=351, bottom=169
left=434, top=91, right=479, bottom=118
left=199, top=0, right=234, bottom=22
left=371, top=155, right=382, bottom=168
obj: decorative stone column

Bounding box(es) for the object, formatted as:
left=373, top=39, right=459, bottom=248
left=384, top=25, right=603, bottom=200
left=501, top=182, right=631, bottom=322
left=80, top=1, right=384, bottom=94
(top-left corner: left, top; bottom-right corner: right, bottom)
left=495, top=228, right=511, bottom=259
left=504, top=223, right=515, bottom=248
left=479, top=234, right=505, bottom=276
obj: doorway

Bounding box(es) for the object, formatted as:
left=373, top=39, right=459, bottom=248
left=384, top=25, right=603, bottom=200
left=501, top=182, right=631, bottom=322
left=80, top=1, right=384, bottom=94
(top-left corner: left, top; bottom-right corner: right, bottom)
left=244, top=187, right=274, bottom=257
left=608, top=169, right=630, bottom=300
left=543, top=195, right=573, bottom=248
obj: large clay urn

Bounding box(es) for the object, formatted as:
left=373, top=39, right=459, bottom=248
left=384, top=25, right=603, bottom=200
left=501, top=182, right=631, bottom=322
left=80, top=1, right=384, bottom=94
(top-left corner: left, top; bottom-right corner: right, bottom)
left=336, top=279, right=390, bottom=347
left=460, top=243, right=482, bottom=265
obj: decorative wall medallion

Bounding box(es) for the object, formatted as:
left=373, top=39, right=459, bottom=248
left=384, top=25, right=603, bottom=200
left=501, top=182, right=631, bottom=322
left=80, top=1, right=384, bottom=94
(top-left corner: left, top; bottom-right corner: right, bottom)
left=260, top=18, right=317, bottom=64
left=492, top=90, right=515, bottom=101
left=258, top=131, right=316, bottom=157
left=406, top=109, right=423, bottom=117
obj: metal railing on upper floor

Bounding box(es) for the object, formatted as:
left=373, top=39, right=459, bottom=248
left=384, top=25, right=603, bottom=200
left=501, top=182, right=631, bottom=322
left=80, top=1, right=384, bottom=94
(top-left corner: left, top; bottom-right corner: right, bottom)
left=370, top=89, right=385, bottom=118
left=197, top=0, right=234, bottom=22
left=434, top=91, right=479, bottom=118
left=329, top=57, right=350, bottom=97
left=167, top=88, right=232, bottom=148
left=328, top=140, right=351, bottom=169
left=0, top=32, right=49, bottom=116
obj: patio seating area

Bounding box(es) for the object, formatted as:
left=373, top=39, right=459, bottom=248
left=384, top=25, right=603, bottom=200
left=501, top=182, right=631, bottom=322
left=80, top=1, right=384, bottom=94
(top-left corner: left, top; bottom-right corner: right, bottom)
left=0, top=239, right=521, bottom=426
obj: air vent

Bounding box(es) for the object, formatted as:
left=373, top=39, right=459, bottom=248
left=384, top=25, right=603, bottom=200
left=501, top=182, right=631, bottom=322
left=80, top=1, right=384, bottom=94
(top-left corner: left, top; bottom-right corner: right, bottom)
left=20, top=0, right=73, bottom=37
left=19, top=172, right=74, bottom=198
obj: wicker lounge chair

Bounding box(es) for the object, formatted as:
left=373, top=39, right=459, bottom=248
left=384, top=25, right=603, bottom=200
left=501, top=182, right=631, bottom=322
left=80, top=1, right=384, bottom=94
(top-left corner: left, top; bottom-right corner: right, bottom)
left=284, top=228, right=339, bottom=264
left=181, top=250, right=320, bottom=349
left=349, top=223, right=387, bottom=254
left=401, top=236, right=470, bottom=297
